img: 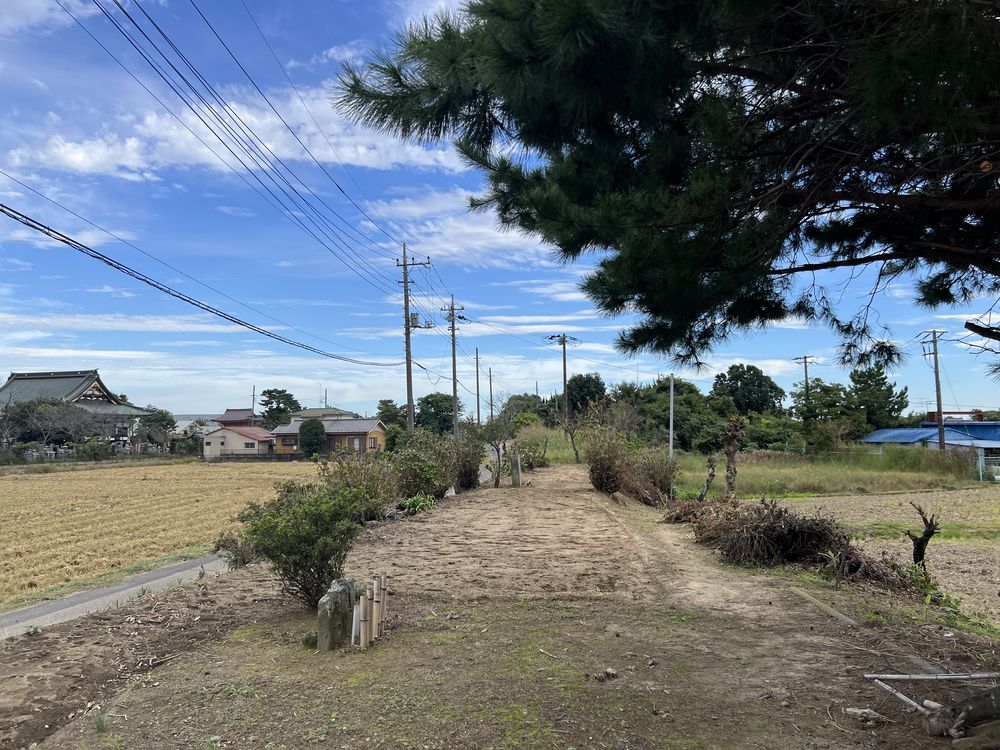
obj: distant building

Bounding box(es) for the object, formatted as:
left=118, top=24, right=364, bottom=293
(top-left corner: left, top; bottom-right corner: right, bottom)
left=272, top=418, right=385, bottom=455
left=202, top=426, right=274, bottom=459
left=861, top=427, right=1000, bottom=479
left=290, top=406, right=362, bottom=420
left=210, top=408, right=262, bottom=427
left=0, top=370, right=150, bottom=444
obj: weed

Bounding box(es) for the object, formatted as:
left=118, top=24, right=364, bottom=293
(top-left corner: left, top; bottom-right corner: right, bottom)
left=400, top=493, right=435, bottom=516
left=94, top=714, right=109, bottom=733
left=224, top=683, right=257, bottom=698
left=24, top=624, right=40, bottom=636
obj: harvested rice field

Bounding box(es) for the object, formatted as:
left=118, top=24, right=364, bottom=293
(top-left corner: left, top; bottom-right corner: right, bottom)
left=0, top=461, right=316, bottom=607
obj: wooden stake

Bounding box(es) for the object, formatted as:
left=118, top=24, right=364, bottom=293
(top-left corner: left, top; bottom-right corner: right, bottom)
left=372, top=576, right=382, bottom=639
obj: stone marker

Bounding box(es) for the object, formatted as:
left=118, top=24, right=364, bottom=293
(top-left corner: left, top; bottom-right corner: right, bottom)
left=317, top=579, right=354, bottom=651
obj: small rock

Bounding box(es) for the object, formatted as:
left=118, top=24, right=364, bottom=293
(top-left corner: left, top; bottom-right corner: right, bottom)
left=604, top=667, right=619, bottom=679
left=302, top=632, right=318, bottom=649
left=646, top=659, right=658, bottom=668
left=595, top=672, right=607, bottom=682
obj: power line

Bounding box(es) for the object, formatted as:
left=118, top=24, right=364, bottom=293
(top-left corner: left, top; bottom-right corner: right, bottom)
left=0, top=168, right=373, bottom=355
left=0, top=203, right=403, bottom=368
left=89, top=0, right=399, bottom=295
left=234, top=0, right=398, bottom=249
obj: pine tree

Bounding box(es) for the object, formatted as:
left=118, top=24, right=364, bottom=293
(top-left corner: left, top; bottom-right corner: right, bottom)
left=338, top=0, right=1000, bottom=366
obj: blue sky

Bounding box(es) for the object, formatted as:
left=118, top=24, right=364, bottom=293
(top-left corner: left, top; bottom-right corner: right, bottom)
left=0, top=0, right=998, bottom=418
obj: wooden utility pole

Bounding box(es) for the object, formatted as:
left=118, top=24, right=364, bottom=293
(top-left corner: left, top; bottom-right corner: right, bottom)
left=922, top=330, right=946, bottom=450
left=442, top=295, right=465, bottom=437
left=668, top=374, right=674, bottom=461
left=396, top=243, right=431, bottom=430
left=475, top=347, right=481, bottom=426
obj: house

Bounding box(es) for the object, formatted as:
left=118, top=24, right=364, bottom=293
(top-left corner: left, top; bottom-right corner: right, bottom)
left=0, top=370, right=150, bottom=442
left=271, top=418, right=386, bottom=455
left=861, top=427, right=1000, bottom=479
left=211, top=408, right=262, bottom=427
left=202, top=425, right=274, bottom=459
left=290, top=406, right=362, bottom=420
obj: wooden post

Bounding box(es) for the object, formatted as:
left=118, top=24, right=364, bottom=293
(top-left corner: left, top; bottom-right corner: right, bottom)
left=372, top=576, right=382, bottom=639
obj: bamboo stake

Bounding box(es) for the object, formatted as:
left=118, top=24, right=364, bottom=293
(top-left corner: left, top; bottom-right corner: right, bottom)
left=865, top=672, right=1000, bottom=682
left=360, top=586, right=372, bottom=648
left=872, top=679, right=930, bottom=715
left=372, top=576, right=382, bottom=639
left=351, top=601, right=360, bottom=646
left=380, top=573, right=388, bottom=628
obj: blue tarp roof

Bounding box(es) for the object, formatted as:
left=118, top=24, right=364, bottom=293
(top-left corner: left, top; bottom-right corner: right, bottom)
left=862, top=427, right=1000, bottom=448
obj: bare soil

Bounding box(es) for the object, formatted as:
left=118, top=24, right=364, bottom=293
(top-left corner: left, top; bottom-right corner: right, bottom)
left=2, top=465, right=995, bottom=750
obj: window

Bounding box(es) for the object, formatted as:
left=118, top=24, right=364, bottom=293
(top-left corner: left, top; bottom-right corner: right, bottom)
left=281, top=437, right=297, bottom=446
left=204, top=441, right=212, bottom=446
left=368, top=436, right=377, bottom=449
left=244, top=442, right=255, bottom=449
left=220, top=441, right=225, bottom=446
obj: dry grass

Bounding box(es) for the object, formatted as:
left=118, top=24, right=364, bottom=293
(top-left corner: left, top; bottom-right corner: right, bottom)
left=0, top=461, right=316, bottom=605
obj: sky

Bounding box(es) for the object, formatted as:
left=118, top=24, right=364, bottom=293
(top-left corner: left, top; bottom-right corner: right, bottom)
left=0, top=0, right=998, bottom=419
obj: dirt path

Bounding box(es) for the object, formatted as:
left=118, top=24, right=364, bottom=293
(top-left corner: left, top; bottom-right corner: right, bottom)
left=4, top=465, right=991, bottom=749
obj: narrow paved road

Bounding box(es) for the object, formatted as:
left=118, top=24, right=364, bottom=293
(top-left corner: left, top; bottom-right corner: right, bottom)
left=0, top=554, right=227, bottom=639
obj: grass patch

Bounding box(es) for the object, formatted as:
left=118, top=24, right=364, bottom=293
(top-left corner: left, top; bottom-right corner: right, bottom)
left=853, top=521, right=1000, bottom=541
left=673, top=448, right=977, bottom=497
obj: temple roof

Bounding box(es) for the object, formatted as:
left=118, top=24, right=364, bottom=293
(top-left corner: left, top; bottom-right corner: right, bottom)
left=0, top=370, right=150, bottom=416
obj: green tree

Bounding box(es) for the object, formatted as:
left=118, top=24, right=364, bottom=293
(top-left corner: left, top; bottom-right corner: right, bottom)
left=137, top=407, right=176, bottom=448
left=849, top=366, right=909, bottom=429
left=790, top=378, right=867, bottom=448
left=416, top=392, right=462, bottom=435
left=339, top=1, right=1000, bottom=368
left=376, top=399, right=406, bottom=429
left=298, top=418, right=327, bottom=456
left=566, top=372, right=606, bottom=415
left=259, top=388, right=302, bottom=430
left=710, top=365, right=785, bottom=416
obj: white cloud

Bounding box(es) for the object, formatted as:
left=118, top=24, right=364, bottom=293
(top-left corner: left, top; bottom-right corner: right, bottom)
left=0, top=0, right=96, bottom=36
left=0, top=257, right=32, bottom=271
left=288, top=40, right=369, bottom=69
left=0, top=312, right=247, bottom=333
left=216, top=205, right=256, bottom=218
left=84, top=285, right=138, bottom=299
left=8, top=83, right=464, bottom=181
left=3, top=226, right=137, bottom=250
left=491, top=278, right=589, bottom=302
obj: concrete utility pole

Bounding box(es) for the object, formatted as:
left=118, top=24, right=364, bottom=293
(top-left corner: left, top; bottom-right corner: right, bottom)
left=793, top=355, right=816, bottom=418
left=668, top=374, right=675, bottom=461
left=396, top=243, right=431, bottom=430
left=475, top=347, right=481, bottom=427
left=442, top=295, right=465, bottom=437
left=922, top=330, right=947, bottom=450
left=546, top=333, right=578, bottom=423
left=488, top=367, right=494, bottom=421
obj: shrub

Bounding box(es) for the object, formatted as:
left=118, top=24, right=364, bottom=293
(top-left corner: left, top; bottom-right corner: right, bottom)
left=238, top=484, right=366, bottom=608
left=76, top=437, right=112, bottom=461
left=212, top=529, right=257, bottom=569
left=624, top=446, right=678, bottom=506
left=298, top=418, right=326, bottom=456
left=584, top=427, right=630, bottom=494
left=452, top=427, right=485, bottom=492
left=318, top=453, right=396, bottom=521
left=511, top=436, right=550, bottom=471
left=400, top=493, right=435, bottom=515
left=393, top=429, right=454, bottom=499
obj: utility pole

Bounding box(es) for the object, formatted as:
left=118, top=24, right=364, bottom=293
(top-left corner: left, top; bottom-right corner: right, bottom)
left=921, top=330, right=947, bottom=450
left=251, top=384, right=255, bottom=415
left=488, top=367, right=494, bottom=421
left=442, top=295, right=465, bottom=437
left=793, top=355, right=816, bottom=419
left=475, top=348, right=481, bottom=427
left=396, top=243, right=431, bottom=430
left=546, top=333, right=578, bottom=423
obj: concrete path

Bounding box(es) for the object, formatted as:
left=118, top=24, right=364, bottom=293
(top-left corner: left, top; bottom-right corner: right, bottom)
left=0, top=554, right=228, bottom=640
